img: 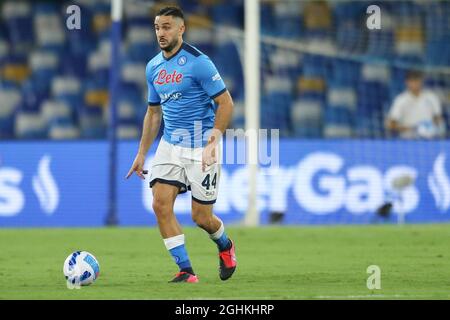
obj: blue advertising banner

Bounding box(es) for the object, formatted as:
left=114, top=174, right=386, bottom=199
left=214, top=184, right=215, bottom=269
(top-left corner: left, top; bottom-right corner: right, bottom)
left=1, top=140, right=450, bottom=227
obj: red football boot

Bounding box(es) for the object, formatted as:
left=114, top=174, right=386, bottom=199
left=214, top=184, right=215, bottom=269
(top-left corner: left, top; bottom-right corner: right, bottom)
left=218, top=239, right=237, bottom=280
left=169, top=271, right=199, bottom=283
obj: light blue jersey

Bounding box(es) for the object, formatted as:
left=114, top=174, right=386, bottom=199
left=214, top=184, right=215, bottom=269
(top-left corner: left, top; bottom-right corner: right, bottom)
left=146, top=42, right=227, bottom=148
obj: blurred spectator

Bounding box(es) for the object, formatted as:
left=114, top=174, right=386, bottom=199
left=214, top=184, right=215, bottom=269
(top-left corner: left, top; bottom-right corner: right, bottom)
left=386, top=70, right=445, bottom=139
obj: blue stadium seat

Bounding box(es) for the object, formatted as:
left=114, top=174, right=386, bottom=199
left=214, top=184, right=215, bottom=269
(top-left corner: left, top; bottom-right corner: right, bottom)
left=120, top=78, right=142, bottom=95
left=260, top=2, right=275, bottom=36
left=0, top=87, right=21, bottom=138
left=29, top=51, right=60, bottom=87
left=41, top=100, right=74, bottom=128
left=211, top=2, right=243, bottom=27
left=60, top=53, right=88, bottom=78
left=79, top=106, right=106, bottom=139
left=366, top=31, right=394, bottom=59
left=19, top=76, right=50, bottom=112
left=330, top=59, right=360, bottom=87
left=291, top=99, right=323, bottom=138
left=2, top=1, right=33, bottom=52
left=126, top=42, right=158, bottom=62
left=324, top=106, right=354, bottom=127
left=302, top=54, right=330, bottom=78
left=213, top=41, right=241, bottom=76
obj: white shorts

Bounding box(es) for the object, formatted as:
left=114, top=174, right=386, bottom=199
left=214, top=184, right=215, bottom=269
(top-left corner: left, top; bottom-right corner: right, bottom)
left=149, top=138, right=221, bottom=204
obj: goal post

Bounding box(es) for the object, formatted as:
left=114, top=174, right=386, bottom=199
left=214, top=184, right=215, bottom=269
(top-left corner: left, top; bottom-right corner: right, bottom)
left=243, top=0, right=261, bottom=227
left=105, top=0, right=123, bottom=226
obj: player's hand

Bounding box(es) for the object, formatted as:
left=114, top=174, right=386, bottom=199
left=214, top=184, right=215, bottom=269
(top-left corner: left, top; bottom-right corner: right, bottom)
left=126, top=153, right=146, bottom=180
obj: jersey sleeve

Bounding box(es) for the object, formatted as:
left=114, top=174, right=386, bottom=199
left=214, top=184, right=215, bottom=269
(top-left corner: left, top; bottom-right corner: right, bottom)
left=146, top=63, right=160, bottom=106
left=194, top=55, right=227, bottom=99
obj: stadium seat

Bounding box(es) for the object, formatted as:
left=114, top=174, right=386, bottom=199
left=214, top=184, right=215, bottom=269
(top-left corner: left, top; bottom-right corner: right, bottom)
left=29, top=51, right=60, bottom=87
left=2, top=1, right=33, bottom=53
left=126, top=42, right=158, bottom=63
left=291, top=99, right=323, bottom=138
left=0, top=87, right=21, bottom=138
left=260, top=2, right=275, bottom=36
left=296, top=76, right=326, bottom=101
left=60, top=53, right=88, bottom=78
left=269, top=49, right=302, bottom=80
left=330, top=59, right=360, bottom=87
left=79, top=106, right=106, bottom=139
left=273, top=2, right=302, bottom=39
left=211, top=2, right=243, bottom=27
left=0, top=39, right=9, bottom=60
left=15, top=111, right=47, bottom=139
left=327, top=87, right=357, bottom=112
left=123, top=1, right=152, bottom=28
left=117, top=123, right=140, bottom=140
left=33, top=6, right=65, bottom=53
left=1, top=54, right=30, bottom=84
left=118, top=99, right=138, bottom=122
left=361, top=63, right=391, bottom=84
left=19, top=76, right=50, bottom=112
left=185, top=27, right=214, bottom=56
left=1, top=0, right=448, bottom=141
left=264, top=75, right=294, bottom=135
left=41, top=100, right=73, bottom=127
left=121, top=61, right=147, bottom=89
left=48, top=122, right=80, bottom=140
left=323, top=124, right=353, bottom=138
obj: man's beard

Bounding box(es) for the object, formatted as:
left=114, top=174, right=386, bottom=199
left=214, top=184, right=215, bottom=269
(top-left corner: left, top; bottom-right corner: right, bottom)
left=160, top=38, right=179, bottom=52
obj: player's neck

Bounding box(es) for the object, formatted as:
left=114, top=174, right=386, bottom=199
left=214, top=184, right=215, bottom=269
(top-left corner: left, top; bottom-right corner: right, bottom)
left=162, top=40, right=183, bottom=59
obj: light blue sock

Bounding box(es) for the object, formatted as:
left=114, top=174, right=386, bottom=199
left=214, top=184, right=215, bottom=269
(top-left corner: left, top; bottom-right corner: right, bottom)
left=164, top=234, right=192, bottom=271
left=209, top=221, right=231, bottom=251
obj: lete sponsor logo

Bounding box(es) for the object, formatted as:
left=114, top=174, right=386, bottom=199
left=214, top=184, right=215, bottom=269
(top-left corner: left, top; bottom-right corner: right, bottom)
left=0, top=155, right=59, bottom=217
left=155, top=69, right=183, bottom=85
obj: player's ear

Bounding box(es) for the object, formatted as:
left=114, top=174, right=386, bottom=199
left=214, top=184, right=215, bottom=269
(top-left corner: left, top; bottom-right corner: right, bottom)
left=179, top=22, right=185, bottom=34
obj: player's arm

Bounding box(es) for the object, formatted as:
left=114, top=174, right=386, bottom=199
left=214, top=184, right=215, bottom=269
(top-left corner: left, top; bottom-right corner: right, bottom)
left=386, top=119, right=412, bottom=134
left=126, top=105, right=162, bottom=179
left=138, top=105, right=162, bottom=156
left=202, top=91, right=234, bottom=171
left=194, top=55, right=233, bottom=170
left=209, top=90, right=234, bottom=144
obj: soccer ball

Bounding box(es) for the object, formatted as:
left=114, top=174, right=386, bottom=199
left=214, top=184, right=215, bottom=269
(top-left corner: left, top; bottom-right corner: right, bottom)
left=63, top=251, right=100, bottom=287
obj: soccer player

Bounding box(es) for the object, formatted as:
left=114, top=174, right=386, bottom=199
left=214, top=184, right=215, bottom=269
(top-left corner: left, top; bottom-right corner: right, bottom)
left=126, top=6, right=236, bottom=283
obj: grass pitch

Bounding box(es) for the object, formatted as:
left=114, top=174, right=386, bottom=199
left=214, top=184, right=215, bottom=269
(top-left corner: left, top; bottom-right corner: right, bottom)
left=1, top=225, right=450, bottom=300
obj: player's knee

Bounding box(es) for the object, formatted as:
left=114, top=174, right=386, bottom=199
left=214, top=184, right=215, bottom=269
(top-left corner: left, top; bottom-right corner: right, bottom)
left=191, top=210, right=211, bottom=227
left=152, top=197, right=172, bottom=218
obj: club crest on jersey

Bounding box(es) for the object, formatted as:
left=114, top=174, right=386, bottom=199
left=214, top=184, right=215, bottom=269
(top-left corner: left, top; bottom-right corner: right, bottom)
left=155, top=69, right=183, bottom=85
left=177, top=55, right=187, bottom=66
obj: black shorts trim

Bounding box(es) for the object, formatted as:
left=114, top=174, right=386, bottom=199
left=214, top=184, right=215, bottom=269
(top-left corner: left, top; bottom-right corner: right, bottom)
left=192, top=196, right=216, bottom=205
left=210, top=88, right=227, bottom=100
left=150, top=178, right=188, bottom=194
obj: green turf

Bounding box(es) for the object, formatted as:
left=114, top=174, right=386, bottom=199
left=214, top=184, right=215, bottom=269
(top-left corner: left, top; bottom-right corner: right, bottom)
left=1, top=225, right=450, bottom=299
